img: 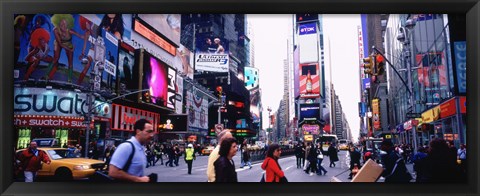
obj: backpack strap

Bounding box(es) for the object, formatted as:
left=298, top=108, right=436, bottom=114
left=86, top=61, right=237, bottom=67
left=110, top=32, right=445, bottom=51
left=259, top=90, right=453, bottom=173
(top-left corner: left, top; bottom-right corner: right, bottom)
left=122, top=141, right=136, bottom=172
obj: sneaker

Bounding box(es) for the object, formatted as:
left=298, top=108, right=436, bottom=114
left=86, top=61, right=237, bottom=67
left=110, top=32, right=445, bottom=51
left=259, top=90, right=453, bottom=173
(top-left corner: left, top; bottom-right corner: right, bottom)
left=324, top=171, right=328, bottom=175
left=309, top=173, right=314, bottom=176
left=249, top=166, right=252, bottom=169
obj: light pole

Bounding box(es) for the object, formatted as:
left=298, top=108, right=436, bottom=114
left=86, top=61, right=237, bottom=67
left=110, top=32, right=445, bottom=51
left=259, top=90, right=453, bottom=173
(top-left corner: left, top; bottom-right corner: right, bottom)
left=396, top=17, right=418, bottom=154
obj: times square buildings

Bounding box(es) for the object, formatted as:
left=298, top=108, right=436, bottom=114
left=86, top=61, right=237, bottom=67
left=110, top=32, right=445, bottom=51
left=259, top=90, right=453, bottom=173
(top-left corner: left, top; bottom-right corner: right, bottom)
left=13, top=14, right=256, bottom=152
left=13, top=13, right=467, bottom=153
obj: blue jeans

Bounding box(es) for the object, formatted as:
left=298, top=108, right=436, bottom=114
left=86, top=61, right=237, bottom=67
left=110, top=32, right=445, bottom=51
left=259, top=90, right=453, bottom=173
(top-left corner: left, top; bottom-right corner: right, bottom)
left=317, top=159, right=327, bottom=175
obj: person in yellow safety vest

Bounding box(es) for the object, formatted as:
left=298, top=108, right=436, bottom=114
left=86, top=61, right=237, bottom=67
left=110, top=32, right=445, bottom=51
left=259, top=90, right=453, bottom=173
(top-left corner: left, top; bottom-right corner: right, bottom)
left=185, top=144, right=196, bottom=175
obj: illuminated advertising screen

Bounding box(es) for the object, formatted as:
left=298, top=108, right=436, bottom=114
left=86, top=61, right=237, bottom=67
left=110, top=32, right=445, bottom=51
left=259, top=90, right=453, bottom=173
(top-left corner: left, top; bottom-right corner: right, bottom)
left=299, top=63, right=320, bottom=98
left=372, top=98, right=380, bottom=129
left=299, top=103, right=321, bottom=122
left=158, top=114, right=187, bottom=132
left=140, top=50, right=169, bottom=108
left=195, top=35, right=229, bottom=72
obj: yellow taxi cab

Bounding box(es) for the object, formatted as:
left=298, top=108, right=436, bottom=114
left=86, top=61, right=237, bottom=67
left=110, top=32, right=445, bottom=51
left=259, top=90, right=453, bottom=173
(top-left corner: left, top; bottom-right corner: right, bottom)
left=339, top=144, right=350, bottom=150
left=16, top=147, right=105, bottom=181
left=201, top=146, right=215, bottom=156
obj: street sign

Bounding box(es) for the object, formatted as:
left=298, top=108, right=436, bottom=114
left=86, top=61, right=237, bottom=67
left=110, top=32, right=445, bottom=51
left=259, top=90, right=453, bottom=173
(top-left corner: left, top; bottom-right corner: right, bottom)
left=406, top=112, right=421, bottom=119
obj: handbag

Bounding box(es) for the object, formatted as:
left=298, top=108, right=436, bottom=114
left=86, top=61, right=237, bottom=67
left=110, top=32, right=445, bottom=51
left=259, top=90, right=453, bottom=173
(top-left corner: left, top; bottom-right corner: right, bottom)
left=317, top=154, right=324, bottom=159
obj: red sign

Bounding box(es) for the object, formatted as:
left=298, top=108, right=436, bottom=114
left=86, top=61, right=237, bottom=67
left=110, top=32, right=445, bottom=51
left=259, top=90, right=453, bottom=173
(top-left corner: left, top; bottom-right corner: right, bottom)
left=111, top=104, right=160, bottom=132
left=299, top=63, right=320, bottom=98
left=460, top=96, right=466, bottom=114
left=134, top=19, right=176, bottom=56
left=440, top=98, right=457, bottom=118
left=14, top=115, right=87, bottom=128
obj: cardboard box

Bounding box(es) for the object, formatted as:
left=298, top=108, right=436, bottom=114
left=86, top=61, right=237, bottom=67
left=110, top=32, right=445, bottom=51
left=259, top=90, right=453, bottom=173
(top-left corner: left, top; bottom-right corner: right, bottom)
left=351, top=159, right=384, bottom=182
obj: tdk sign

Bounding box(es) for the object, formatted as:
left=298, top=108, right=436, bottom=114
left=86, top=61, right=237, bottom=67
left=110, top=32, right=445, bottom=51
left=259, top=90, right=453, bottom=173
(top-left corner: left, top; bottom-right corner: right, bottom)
left=299, top=23, right=316, bottom=35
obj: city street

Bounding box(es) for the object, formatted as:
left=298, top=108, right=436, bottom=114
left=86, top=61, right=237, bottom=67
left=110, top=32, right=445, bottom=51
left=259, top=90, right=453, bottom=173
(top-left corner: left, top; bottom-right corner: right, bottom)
left=145, top=150, right=371, bottom=182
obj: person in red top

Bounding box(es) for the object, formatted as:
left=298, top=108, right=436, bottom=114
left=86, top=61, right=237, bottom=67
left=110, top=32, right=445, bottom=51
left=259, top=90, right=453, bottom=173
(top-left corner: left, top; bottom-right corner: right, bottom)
left=18, top=141, right=51, bottom=182
left=261, top=144, right=287, bottom=182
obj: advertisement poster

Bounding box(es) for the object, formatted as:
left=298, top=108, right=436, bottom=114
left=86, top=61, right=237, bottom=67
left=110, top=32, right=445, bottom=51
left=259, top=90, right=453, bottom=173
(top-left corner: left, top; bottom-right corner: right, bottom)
left=174, top=44, right=194, bottom=79
left=186, top=87, right=208, bottom=132
left=372, top=98, right=380, bottom=129
left=101, top=29, right=118, bottom=91
left=195, top=35, right=229, bottom=72
left=141, top=52, right=168, bottom=108
left=244, top=67, right=259, bottom=90
left=250, top=88, right=261, bottom=123
left=293, top=47, right=300, bottom=98
left=175, top=76, right=184, bottom=114
left=117, top=41, right=136, bottom=94
left=299, top=63, right=320, bottom=98
left=136, top=14, right=181, bottom=46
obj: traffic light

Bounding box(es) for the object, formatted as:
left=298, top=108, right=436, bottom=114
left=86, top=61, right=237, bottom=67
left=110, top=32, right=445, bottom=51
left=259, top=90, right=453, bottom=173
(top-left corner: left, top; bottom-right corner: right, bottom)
left=363, top=55, right=374, bottom=75
left=375, top=54, right=385, bottom=75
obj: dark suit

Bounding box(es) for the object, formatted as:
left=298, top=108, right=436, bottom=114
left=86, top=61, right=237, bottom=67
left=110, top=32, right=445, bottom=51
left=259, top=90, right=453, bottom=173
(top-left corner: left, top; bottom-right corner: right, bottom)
left=214, top=156, right=238, bottom=182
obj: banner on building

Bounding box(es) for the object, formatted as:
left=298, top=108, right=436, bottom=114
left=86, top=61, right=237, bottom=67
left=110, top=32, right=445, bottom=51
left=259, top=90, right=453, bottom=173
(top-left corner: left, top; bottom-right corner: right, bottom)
left=299, top=63, right=320, bottom=98
left=299, top=22, right=317, bottom=35
left=372, top=98, right=380, bottom=129
left=186, top=87, right=208, bottom=132
left=195, top=35, right=229, bottom=72
left=167, top=67, right=177, bottom=110
left=245, top=67, right=259, bottom=90
left=453, top=41, right=466, bottom=94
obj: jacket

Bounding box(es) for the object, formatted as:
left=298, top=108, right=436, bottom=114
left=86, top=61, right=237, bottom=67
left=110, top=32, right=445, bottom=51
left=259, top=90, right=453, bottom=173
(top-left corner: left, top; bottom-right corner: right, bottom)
left=19, top=148, right=50, bottom=172
left=261, top=157, right=285, bottom=182
left=213, top=156, right=238, bottom=182
left=185, top=148, right=195, bottom=161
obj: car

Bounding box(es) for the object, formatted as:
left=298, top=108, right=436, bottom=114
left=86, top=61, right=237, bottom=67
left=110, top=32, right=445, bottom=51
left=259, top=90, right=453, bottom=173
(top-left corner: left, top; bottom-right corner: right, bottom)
left=201, top=146, right=215, bottom=156
left=339, top=144, right=350, bottom=150
left=16, top=148, right=105, bottom=181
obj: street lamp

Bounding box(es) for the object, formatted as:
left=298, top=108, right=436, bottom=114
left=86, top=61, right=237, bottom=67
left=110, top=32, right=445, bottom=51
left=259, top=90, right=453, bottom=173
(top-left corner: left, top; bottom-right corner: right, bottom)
left=396, top=17, right=418, bottom=154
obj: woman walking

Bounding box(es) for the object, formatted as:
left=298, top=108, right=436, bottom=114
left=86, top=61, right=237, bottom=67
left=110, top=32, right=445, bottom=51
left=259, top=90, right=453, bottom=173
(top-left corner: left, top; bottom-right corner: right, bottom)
left=261, top=144, right=287, bottom=182
left=214, top=137, right=238, bottom=182
left=328, top=143, right=339, bottom=167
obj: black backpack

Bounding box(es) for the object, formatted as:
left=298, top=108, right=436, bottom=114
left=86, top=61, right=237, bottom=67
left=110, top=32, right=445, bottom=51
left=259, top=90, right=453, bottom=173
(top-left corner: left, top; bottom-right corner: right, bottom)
left=91, top=141, right=136, bottom=182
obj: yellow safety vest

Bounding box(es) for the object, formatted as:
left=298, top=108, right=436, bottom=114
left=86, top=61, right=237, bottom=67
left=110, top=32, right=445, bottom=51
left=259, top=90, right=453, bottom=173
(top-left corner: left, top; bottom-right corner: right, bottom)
left=185, top=148, right=194, bottom=160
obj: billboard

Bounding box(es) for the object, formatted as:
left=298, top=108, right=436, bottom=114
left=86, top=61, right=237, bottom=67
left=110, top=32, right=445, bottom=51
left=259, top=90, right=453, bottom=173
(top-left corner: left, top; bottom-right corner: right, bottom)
left=186, top=86, right=208, bottom=132
left=167, top=67, right=177, bottom=110
left=195, top=35, right=229, bottom=72
left=299, top=63, right=320, bottom=98
left=175, top=76, right=184, bottom=114
left=174, top=44, right=194, bottom=79
left=140, top=50, right=169, bottom=109
left=453, top=41, right=466, bottom=94
left=117, top=41, right=136, bottom=94
left=250, top=88, right=261, bottom=123
left=136, top=14, right=181, bottom=46
left=299, top=103, right=321, bottom=122
left=101, top=29, right=119, bottom=91
left=298, top=32, right=318, bottom=64
left=299, top=22, right=317, bottom=35
left=244, top=67, right=259, bottom=90
left=372, top=98, right=380, bottom=130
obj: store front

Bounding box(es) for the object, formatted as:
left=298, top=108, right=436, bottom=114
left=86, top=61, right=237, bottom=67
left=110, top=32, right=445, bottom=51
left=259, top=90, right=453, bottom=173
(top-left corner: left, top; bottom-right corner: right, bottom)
left=14, top=87, right=114, bottom=152
left=421, top=96, right=466, bottom=147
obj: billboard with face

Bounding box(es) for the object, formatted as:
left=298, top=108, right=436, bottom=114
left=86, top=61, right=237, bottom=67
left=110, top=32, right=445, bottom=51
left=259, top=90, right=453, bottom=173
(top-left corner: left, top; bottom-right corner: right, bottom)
left=136, top=14, right=181, bottom=46
left=195, top=35, right=229, bottom=72
left=117, top=41, right=136, bottom=94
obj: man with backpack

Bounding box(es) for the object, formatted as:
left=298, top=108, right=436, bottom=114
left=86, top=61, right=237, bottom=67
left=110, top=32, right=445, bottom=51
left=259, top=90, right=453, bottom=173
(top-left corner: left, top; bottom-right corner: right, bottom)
left=108, top=119, right=154, bottom=182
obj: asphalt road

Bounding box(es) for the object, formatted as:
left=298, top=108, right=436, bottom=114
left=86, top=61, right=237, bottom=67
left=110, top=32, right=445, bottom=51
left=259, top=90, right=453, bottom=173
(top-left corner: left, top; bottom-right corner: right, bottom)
left=145, top=150, right=360, bottom=182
